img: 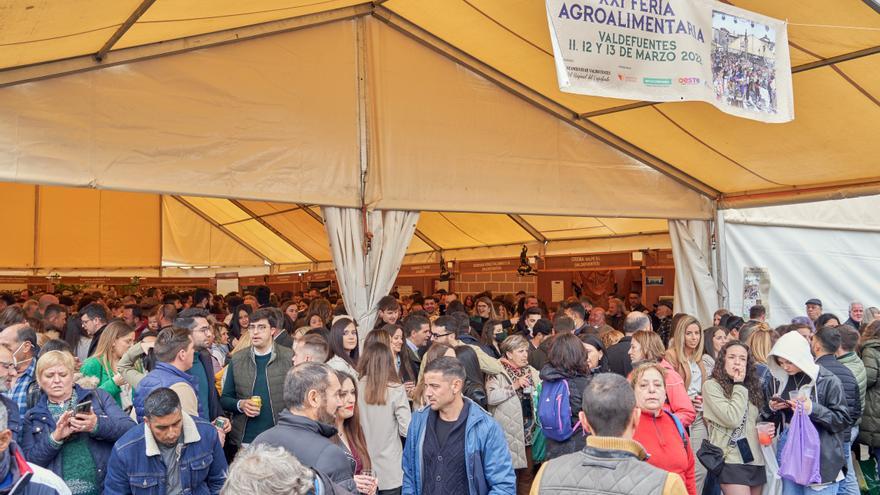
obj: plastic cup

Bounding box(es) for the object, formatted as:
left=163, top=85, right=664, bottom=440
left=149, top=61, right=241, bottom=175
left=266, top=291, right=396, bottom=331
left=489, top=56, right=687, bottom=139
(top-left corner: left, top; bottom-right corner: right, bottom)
left=250, top=396, right=262, bottom=409
left=789, top=390, right=805, bottom=402
left=757, top=422, right=774, bottom=446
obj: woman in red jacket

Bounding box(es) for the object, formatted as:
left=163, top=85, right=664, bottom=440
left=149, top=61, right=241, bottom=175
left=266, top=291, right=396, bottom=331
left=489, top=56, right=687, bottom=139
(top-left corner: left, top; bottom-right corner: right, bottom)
left=631, top=362, right=697, bottom=495
left=629, top=330, right=697, bottom=427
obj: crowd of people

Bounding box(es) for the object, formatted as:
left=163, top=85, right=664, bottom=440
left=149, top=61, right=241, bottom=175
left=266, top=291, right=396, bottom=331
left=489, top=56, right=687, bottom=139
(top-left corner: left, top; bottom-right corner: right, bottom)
left=712, top=47, right=777, bottom=113
left=0, top=286, right=878, bottom=495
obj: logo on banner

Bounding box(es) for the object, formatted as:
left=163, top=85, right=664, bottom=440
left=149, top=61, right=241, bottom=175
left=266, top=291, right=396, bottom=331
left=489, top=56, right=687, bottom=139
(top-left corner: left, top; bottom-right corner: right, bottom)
left=643, top=77, right=672, bottom=87
left=678, top=77, right=700, bottom=85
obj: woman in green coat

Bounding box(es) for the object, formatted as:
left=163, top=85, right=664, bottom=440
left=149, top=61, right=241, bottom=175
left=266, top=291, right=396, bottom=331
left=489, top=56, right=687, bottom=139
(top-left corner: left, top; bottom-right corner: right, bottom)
left=859, top=321, right=880, bottom=449
left=80, top=320, right=135, bottom=408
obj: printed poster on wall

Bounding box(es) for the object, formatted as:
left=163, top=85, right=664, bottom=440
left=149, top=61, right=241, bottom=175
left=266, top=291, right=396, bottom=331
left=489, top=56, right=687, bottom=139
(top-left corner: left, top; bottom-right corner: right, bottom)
left=545, top=0, right=794, bottom=123
left=742, top=267, right=770, bottom=319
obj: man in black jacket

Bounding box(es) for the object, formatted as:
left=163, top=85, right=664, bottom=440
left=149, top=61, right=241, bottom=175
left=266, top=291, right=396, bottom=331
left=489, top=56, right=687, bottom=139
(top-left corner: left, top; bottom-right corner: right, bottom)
left=607, top=312, right=650, bottom=377
left=175, top=309, right=225, bottom=424
left=71, top=303, right=107, bottom=361
left=812, top=325, right=861, bottom=495
left=253, top=363, right=359, bottom=494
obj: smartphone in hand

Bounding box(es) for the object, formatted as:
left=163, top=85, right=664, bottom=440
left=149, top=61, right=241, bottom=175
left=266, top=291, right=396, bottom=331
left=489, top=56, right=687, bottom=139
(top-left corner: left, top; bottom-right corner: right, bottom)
left=74, top=400, right=92, bottom=415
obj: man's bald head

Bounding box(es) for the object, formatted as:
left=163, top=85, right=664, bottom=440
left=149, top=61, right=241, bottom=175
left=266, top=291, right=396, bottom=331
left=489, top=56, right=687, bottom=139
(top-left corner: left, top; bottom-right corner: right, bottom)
left=38, top=294, right=59, bottom=313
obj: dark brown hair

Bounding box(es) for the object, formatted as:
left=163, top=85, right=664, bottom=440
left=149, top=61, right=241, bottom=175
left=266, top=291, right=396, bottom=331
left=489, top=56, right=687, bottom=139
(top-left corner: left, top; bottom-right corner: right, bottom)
left=332, top=371, right=372, bottom=471
left=711, top=341, right=764, bottom=407
left=358, top=342, right=401, bottom=405
left=154, top=327, right=192, bottom=363
left=547, top=333, right=589, bottom=376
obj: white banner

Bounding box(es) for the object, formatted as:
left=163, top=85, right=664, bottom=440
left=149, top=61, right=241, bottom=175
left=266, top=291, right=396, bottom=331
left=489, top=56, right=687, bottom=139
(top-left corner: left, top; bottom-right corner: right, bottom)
left=546, top=0, right=794, bottom=123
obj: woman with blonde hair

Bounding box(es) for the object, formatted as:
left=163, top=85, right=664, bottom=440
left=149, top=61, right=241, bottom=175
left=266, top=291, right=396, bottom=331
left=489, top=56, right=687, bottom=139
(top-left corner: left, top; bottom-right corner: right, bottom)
left=22, top=350, right=134, bottom=493
left=744, top=323, right=775, bottom=382
left=665, top=315, right=708, bottom=493
left=628, top=330, right=696, bottom=427
left=80, top=320, right=136, bottom=408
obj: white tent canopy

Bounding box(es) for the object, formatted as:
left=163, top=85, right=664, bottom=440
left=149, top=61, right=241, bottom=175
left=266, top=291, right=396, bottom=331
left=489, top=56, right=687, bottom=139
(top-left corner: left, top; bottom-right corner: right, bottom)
left=721, top=194, right=880, bottom=325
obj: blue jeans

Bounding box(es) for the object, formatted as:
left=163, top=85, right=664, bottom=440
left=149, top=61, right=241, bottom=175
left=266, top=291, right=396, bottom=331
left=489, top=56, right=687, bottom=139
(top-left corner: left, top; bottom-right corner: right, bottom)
left=837, top=427, right=858, bottom=495
left=781, top=479, right=839, bottom=495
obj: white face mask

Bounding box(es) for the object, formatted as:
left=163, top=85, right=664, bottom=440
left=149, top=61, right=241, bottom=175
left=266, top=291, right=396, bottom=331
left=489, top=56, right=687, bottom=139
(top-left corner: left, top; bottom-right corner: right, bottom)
left=12, top=341, right=32, bottom=368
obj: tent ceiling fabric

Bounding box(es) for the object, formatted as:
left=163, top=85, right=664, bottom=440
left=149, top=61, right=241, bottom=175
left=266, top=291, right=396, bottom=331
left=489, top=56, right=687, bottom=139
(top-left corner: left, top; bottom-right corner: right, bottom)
left=0, top=0, right=877, bottom=213
left=0, top=21, right=363, bottom=207
left=364, top=17, right=713, bottom=219
left=0, top=183, right=671, bottom=269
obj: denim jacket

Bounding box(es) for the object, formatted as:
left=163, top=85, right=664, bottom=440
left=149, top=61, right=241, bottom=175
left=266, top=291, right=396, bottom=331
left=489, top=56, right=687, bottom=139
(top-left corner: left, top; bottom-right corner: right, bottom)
left=104, top=414, right=228, bottom=495
left=402, top=397, right=515, bottom=495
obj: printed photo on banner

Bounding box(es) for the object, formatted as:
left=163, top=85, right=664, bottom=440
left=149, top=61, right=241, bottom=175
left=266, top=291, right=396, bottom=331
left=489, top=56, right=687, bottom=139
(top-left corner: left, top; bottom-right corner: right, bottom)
left=711, top=11, right=778, bottom=115
left=544, top=0, right=794, bottom=123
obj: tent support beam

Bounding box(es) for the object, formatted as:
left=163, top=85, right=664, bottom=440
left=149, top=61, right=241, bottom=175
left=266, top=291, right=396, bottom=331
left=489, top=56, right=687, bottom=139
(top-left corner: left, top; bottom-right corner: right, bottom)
left=95, top=0, right=159, bottom=62
left=33, top=186, right=41, bottom=275
left=403, top=230, right=670, bottom=257
left=508, top=214, right=547, bottom=243
left=171, top=196, right=275, bottom=265
left=298, top=204, right=325, bottom=224
left=372, top=7, right=720, bottom=200
left=413, top=230, right=442, bottom=252
left=230, top=199, right=318, bottom=262
left=580, top=45, right=880, bottom=118
left=720, top=177, right=880, bottom=209
left=0, top=3, right=374, bottom=88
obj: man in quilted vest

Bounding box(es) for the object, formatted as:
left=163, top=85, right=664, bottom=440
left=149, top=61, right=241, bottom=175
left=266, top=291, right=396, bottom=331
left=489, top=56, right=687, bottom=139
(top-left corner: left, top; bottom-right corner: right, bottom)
left=531, top=373, right=687, bottom=495
left=220, top=308, right=292, bottom=452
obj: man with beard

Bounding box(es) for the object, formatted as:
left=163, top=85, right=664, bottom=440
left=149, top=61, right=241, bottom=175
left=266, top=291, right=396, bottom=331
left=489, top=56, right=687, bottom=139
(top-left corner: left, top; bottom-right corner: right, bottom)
left=40, top=305, right=67, bottom=341
left=175, top=309, right=224, bottom=424
left=105, top=387, right=227, bottom=494
left=252, top=363, right=357, bottom=493
left=0, top=324, right=38, bottom=428
left=72, top=303, right=107, bottom=361
left=0, top=344, right=20, bottom=442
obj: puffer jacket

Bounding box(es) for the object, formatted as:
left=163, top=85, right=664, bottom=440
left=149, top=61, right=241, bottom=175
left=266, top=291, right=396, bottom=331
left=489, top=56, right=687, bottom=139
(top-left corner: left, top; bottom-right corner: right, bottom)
left=658, top=359, right=696, bottom=428
left=837, top=351, right=867, bottom=421
left=22, top=385, right=136, bottom=488
left=816, top=354, right=861, bottom=426
left=858, top=339, right=880, bottom=446
left=762, top=332, right=851, bottom=484
left=486, top=365, right=541, bottom=469
left=252, top=410, right=356, bottom=493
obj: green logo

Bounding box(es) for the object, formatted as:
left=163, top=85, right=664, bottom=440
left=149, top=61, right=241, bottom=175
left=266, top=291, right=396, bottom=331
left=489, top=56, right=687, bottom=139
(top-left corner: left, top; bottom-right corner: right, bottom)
left=643, top=77, right=672, bottom=87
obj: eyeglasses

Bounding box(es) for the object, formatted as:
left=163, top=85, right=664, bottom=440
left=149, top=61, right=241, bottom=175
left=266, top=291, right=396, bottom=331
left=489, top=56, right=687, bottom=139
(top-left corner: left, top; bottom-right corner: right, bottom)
left=431, top=331, right=453, bottom=339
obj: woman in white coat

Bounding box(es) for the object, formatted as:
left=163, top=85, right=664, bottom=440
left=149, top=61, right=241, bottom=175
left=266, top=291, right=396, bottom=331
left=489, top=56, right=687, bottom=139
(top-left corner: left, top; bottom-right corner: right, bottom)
left=486, top=334, right=541, bottom=495
left=358, top=341, right=411, bottom=495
